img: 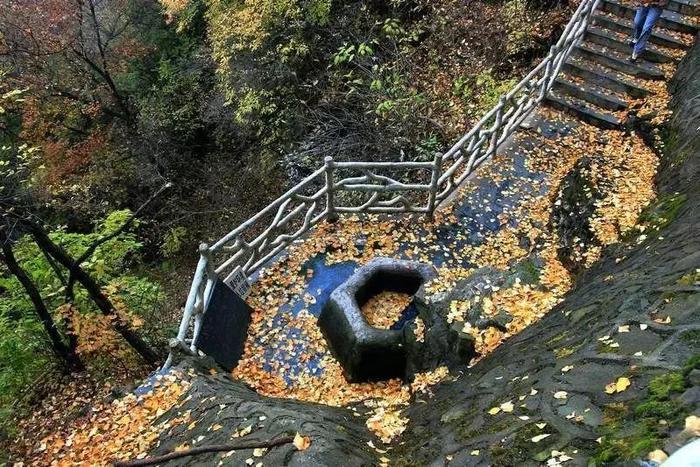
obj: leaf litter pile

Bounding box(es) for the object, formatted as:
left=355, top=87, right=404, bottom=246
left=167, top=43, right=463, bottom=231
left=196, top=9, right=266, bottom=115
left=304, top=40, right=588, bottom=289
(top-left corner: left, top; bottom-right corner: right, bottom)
left=361, top=291, right=414, bottom=329
left=11, top=74, right=673, bottom=464
left=18, top=371, right=191, bottom=466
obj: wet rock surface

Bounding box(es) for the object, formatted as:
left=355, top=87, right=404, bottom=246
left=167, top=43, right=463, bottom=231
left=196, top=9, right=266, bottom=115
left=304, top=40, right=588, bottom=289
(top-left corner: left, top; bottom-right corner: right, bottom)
left=550, top=155, right=607, bottom=274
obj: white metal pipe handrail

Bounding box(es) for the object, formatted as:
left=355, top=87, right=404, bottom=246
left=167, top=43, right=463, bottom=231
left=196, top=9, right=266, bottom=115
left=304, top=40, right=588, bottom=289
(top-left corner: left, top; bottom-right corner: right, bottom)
left=164, top=0, right=602, bottom=369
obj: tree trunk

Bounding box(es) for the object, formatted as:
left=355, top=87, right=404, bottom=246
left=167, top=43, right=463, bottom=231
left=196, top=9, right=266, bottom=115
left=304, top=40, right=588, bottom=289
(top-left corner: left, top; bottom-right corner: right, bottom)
left=0, top=231, right=84, bottom=372
left=27, top=223, right=161, bottom=366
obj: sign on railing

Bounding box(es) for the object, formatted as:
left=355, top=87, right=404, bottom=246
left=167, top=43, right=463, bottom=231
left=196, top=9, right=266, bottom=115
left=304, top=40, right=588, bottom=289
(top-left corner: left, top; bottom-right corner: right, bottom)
left=164, top=0, right=602, bottom=369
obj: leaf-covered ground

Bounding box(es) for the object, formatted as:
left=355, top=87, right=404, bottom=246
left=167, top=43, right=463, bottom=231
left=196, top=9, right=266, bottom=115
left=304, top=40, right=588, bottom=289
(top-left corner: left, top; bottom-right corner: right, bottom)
left=9, top=26, right=692, bottom=467
left=229, top=104, right=659, bottom=443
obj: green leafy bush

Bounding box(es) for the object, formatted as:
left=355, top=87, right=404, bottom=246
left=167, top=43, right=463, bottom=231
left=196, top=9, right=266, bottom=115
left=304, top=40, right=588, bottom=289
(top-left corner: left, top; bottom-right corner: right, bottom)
left=0, top=210, right=164, bottom=432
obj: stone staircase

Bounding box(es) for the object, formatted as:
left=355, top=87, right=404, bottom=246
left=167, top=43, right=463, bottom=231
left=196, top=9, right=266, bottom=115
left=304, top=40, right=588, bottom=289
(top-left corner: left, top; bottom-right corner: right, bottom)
left=546, top=0, right=699, bottom=128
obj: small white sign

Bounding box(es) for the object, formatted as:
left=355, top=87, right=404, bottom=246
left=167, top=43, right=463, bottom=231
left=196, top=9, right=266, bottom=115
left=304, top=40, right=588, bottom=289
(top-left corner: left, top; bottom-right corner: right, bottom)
left=223, top=267, right=251, bottom=299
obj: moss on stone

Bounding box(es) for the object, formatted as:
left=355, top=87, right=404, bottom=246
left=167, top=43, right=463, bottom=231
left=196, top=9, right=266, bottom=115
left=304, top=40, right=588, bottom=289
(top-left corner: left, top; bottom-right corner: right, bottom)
left=489, top=423, right=545, bottom=465
left=597, top=342, right=621, bottom=354
left=513, top=258, right=542, bottom=285
left=648, top=372, right=685, bottom=399
left=546, top=331, right=569, bottom=346
left=593, top=356, right=699, bottom=463
left=633, top=193, right=687, bottom=235
left=554, top=342, right=584, bottom=359
left=677, top=270, right=700, bottom=286
left=446, top=406, right=480, bottom=442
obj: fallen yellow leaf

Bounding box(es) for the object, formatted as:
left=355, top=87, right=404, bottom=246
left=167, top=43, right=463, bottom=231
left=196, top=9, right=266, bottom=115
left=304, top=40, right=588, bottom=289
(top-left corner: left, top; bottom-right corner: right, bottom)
left=615, top=377, right=631, bottom=392
left=293, top=432, right=311, bottom=451
left=647, top=449, right=668, bottom=463
left=500, top=401, right=514, bottom=413
left=685, top=415, right=700, bottom=436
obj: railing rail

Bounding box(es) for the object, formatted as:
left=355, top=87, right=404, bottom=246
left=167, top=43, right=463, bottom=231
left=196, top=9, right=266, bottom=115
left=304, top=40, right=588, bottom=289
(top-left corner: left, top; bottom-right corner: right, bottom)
left=164, top=0, right=601, bottom=368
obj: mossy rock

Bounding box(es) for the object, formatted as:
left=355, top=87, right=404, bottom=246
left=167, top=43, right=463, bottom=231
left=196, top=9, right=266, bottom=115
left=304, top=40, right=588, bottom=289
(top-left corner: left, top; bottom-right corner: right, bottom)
left=594, top=356, right=699, bottom=463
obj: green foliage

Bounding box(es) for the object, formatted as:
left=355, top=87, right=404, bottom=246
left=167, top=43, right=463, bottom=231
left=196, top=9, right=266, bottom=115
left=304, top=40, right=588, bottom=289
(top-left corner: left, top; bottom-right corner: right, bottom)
left=476, top=71, right=516, bottom=111
left=638, top=193, right=687, bottom=234
left=502, top=0, right=538, bottom=55
left=452, top=76, right=472, bottom=103
left=305, top=0, right=331, bottom=25
left=0, top=315, right=48, bottom=432
left=0, top=210, right=163, bottom=431
left=0, top=75, right=41, bottom=199
left=161, top=226, right=189, bottom=259
left=453, top=70, right=516, bottom=114
left=137, top=56, right=207, bottom=148
left=416, top=134, right=440, bottom=162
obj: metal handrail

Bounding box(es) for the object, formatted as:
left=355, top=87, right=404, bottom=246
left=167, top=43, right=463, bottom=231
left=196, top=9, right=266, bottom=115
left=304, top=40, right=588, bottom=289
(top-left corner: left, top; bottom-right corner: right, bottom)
left=164, top=0, right=601, bottom=368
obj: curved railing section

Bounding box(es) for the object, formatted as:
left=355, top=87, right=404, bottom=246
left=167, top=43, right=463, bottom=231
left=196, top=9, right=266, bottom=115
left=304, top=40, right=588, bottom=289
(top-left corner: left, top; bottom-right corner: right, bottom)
left=164, top=0, right=601, bottom=368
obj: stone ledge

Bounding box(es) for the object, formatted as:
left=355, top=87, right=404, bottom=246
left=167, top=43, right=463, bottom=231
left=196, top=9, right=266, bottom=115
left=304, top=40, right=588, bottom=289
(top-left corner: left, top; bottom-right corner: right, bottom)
left=318, top=257, right=436, bottom=382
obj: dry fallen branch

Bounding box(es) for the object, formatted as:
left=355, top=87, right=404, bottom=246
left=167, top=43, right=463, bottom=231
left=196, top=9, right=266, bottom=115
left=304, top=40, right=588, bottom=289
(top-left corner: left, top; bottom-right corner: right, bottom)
left=112, top=435, right=295, bottom=467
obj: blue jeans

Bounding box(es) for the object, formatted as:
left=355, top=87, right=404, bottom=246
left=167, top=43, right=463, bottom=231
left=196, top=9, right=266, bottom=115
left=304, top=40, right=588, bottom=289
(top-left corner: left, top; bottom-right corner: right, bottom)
left=633, top=6, right=663, bottom=55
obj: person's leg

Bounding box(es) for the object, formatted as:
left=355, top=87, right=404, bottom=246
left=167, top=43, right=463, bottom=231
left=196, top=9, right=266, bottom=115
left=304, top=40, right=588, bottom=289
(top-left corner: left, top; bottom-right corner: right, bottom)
left=632, top=6, right=649, bottom=44
left=633, top=6, right=663, bottom=56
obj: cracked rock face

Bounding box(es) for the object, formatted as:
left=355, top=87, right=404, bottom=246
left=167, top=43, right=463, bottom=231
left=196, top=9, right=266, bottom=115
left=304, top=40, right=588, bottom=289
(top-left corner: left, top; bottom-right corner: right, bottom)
left=319, top=257, right=474, bottom=382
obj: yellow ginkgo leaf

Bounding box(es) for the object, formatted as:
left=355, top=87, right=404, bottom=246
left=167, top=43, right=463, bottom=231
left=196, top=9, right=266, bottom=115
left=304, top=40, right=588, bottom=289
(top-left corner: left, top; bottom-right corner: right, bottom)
left=615, top=377, right=631, bottom=392
left=293, top=432, right=311, bottom=451
left=488, top=407, right=501, bottom=415
left=647, top=450, right=668, bottom=463
left=605, top=377, right=631, bottom=394
left=500, top=401, right=514, bottom=413
left=684, top=415, right=700, bottom=436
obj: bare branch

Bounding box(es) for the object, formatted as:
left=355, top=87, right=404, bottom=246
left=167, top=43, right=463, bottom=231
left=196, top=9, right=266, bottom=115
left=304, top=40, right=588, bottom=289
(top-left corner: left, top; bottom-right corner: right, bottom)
left=113, top=436, right=296, bottom=467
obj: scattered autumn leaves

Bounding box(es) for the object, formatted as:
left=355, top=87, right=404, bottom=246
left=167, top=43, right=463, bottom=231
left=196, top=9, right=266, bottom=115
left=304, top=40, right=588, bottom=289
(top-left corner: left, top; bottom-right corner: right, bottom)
left=24, top=372, right=190, bottom=466
left=10, top=20, right=685, bottom=463
left=230, top=110, right=661, bottom=444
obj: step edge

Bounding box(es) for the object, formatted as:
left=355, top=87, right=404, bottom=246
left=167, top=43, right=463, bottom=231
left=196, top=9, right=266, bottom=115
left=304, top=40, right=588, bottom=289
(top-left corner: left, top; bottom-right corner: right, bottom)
left=553, top=76, right=629, bottom=107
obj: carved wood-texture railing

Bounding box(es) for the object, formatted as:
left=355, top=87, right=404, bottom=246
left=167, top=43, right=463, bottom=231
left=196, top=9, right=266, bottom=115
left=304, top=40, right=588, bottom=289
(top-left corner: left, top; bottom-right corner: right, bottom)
left=164, top=0, right=601, bottom=368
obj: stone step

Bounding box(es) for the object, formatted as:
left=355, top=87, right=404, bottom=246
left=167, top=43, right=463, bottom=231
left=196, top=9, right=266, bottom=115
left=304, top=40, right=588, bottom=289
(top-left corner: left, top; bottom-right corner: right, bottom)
left=601, top=0, right=700, bottom=34
left=545, top=93, right=622, bottom=129
left=562, top=60, right=651, bottom=99
left=668, top=0, right=700, bottom=17
left=573, top=43, right=665, bottom=80
left=585, top=26, right=677, bottom=63
left=591, top=13, right=690, bottom=50
left=553, top=76, right=628, bottom=111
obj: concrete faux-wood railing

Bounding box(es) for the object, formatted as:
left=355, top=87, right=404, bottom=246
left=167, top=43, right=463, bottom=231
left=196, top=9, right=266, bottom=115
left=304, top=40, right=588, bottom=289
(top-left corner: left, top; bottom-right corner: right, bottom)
left=163, top=0, right=603, bottom=369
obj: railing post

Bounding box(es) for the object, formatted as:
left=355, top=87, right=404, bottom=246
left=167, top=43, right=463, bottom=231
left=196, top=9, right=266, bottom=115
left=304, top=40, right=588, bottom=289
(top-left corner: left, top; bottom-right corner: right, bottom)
left=190, top=242, right=213, bottom=353
left=324, top=156, right=338, bottom=223
left=426, top=153, right=442, bottom=221
left=162, top=246, right=209, bottom=370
